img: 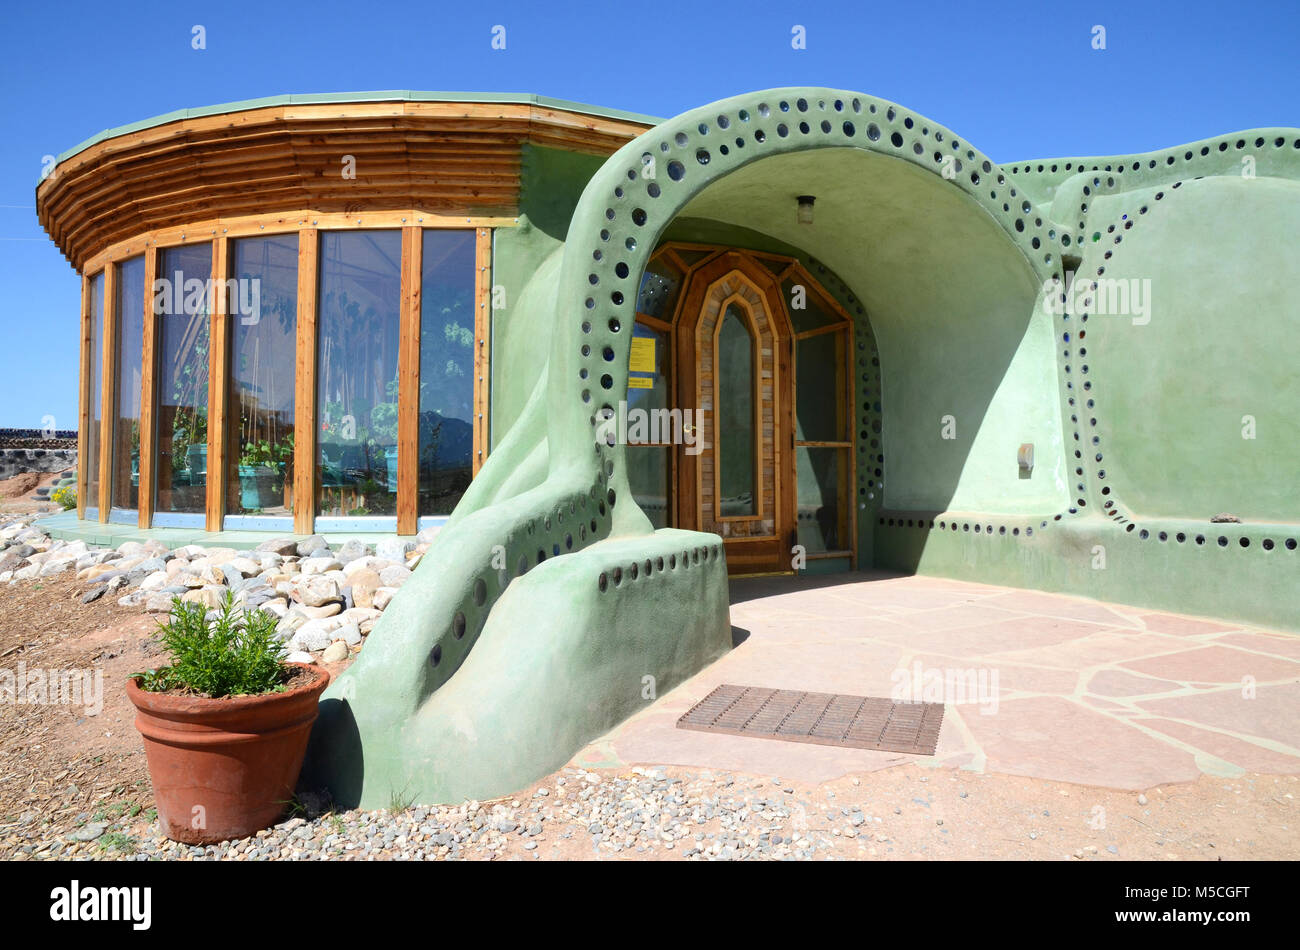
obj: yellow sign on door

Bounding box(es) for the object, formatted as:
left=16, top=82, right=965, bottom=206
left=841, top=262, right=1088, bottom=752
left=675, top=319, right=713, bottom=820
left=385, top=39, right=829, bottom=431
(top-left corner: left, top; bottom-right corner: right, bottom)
left=629, top=337, right=656, bottom=374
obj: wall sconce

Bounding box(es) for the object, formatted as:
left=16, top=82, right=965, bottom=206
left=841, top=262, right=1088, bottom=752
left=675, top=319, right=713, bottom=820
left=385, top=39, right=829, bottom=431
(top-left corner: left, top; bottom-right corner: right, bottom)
left=797, top=195, right=815, bottom=225
left=1017, top=443, right=1034, bottom=478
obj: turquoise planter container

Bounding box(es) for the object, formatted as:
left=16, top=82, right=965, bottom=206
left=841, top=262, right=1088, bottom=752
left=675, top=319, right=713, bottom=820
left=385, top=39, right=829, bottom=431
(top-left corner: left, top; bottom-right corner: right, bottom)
left=385, top=447, right=399, bottom=492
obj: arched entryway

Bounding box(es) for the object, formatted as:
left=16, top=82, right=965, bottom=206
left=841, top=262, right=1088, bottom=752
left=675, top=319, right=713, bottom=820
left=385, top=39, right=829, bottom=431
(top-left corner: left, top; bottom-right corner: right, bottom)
left=627, top=243, right=855, bottom=574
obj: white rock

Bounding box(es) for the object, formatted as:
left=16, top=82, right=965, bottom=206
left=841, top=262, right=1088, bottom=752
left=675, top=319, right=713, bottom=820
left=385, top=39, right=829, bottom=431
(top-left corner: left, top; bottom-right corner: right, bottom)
left=225, top=557, right=262, bottom=578
left=372, top=587, right=399, bottom=611
left=145, top=593, right=176, bottom=613
left=293, top=575, right=341, bottom=607
left=283, top=651, right=314, bottom=664
left=379, top=565, right=412, bottom=587
left=258, top=600, right=289, bottom=619
left=189, top=548, right=240, bottom=571
left=375, top=538, right=415, bottom=563
left=341, top=606, right=381, bottom=626
left=289, top=618, right=342, bottom=652
left=182, top=586, right=226, bottom=609
left=292, top=603, right=342, bottom=620
left=321, top=640, right=349, bottom=663
left=336, top=622, right=363, bottom=646
left=341, top=556, right=394, bottom=577
left=300, top=557, right=343, bottom=575
left=39, top=557, right=76, bottom=576
left=275, top=611, right=308, bottom=636
left=140, top=570, right=171, bottom=591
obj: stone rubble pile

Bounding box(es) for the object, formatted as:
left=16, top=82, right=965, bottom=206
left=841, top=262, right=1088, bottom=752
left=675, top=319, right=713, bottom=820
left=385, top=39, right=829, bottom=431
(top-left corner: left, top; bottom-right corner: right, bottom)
left=0, top=514, right=437, bottom=663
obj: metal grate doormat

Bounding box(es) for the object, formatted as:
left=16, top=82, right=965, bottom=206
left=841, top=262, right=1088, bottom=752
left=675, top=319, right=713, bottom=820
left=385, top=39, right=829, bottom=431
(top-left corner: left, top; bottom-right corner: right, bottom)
left=676, top=685, right=944, bottom=755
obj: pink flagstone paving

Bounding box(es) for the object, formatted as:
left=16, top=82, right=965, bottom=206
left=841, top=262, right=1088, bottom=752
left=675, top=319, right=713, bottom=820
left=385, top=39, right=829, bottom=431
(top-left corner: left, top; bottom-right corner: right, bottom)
left=572, top=572, right=1300, bottom=790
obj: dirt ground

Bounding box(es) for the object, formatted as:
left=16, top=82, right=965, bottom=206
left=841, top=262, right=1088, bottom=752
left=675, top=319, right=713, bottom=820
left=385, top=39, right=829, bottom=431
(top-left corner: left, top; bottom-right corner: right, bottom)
left=0, top=472, right=62, bottom=516
left=0, top=573, right=1295, bottom=860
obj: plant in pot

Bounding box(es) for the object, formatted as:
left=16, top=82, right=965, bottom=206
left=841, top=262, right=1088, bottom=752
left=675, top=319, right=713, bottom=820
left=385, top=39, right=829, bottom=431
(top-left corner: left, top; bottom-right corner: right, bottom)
left=237, top=435, right=290, bottom=510
left=127, top=594, right=328, bottom=844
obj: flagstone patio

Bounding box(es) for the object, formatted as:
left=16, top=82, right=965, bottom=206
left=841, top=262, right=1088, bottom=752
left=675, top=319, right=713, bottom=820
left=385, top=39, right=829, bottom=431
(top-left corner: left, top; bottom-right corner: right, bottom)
left=572, top=572, right=1300, bottom=790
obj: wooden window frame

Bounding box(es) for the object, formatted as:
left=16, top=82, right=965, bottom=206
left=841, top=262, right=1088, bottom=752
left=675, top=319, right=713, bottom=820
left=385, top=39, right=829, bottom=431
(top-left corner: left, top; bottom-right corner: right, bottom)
left=79, top=211, right=497, bottom=536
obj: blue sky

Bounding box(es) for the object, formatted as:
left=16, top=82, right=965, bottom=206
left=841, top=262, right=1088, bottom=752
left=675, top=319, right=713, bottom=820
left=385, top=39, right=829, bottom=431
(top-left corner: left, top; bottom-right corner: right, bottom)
left=1, top=0, right=1296, bottom=426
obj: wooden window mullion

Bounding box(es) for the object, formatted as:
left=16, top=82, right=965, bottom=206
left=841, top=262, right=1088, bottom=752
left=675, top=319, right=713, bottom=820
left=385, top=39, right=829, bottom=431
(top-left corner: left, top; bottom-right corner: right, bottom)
left=77, top=275, right=91, bottom=520
left=473, top=227, right=492, bottom=474
left=137, top=248, right=158, bottom=528
left=206, top=238, right=230, bottom=532
left=293, top=230, right=319, bottom=535
left=397, top=227, right=422, bottom=535
left=98, top=264, right=117, bottom=522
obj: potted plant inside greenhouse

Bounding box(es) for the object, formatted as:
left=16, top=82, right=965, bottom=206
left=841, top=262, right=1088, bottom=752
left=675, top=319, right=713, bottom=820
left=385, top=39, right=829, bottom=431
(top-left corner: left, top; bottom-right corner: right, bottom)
left=127, top=594, right=328, bottom=843
left=171, top=408, right=207, bottom=485
left=237, top=431, right=293, bottom=511
left=371, top=380, right=401, bottom=492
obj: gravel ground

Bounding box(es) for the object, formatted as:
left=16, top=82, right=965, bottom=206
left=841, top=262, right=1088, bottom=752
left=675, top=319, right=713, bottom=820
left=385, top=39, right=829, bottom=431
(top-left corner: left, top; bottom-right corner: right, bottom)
left=7, top=762, right=1296, bottom=862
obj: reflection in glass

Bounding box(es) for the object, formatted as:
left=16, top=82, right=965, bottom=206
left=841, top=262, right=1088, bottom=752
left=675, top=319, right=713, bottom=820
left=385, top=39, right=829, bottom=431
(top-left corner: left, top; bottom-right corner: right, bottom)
left=112, top=256, right=146, bottom=511
left=85, top=273, right=105, bottom=511
left=316, top=231, right=401, bottom=517
left=797, top=447, right=844, bottom=552
left=795, top=331, right=843, bottom=442
left=716, top=303, right=756, bottom=517
left=418, top=230, right=475, bottom=515
left=626, top=444, right=669, bottom=528
left=782, top=277, right=837, bottom=334
left=626, top=322, right=672, bottom=528
left=636, top=259, right=683, bottom=320
left=154, top=245, right=211, bottom=515
left=229, top=235, right=297, bottom=517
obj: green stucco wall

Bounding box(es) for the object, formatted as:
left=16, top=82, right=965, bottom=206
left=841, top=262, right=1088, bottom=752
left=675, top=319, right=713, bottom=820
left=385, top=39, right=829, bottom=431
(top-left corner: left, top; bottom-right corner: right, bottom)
left=491, top=146, right=611, bottom=441
left=1085, top=177, right=1300, bottom=521
left=308, top=89, right=1300, bottom=809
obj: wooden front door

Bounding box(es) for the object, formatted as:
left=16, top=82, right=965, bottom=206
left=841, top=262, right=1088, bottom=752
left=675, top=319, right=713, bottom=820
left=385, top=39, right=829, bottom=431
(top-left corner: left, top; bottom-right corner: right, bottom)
left=676, top=253, right=795, bottom=575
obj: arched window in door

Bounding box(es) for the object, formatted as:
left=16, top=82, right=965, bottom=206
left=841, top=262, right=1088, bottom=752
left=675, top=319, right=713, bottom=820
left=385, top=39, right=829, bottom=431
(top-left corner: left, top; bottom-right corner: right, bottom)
left=715, top=301, right=759, bottom=519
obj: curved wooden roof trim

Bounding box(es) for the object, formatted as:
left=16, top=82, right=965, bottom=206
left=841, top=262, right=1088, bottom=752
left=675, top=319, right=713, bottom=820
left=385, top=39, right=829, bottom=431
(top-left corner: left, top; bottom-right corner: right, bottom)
left=39, top=101, right=653, bottom=271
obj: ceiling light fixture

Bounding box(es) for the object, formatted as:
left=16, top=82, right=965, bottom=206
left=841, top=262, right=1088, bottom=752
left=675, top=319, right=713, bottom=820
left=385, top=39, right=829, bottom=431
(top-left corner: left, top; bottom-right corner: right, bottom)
left=796, top=195, right=816, bottom=225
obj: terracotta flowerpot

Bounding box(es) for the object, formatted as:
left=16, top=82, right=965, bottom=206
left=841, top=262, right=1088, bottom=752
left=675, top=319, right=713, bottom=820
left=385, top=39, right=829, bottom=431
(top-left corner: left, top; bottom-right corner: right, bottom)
left=126, top=663, right=329, bottom=844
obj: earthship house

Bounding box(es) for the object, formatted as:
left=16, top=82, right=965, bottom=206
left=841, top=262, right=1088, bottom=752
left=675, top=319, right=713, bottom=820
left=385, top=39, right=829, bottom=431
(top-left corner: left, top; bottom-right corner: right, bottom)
left=36, top=89, right=1300, bottom=805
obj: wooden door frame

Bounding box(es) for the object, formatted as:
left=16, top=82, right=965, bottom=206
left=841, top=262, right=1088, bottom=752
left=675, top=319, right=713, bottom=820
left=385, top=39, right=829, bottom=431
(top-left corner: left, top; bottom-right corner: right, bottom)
left=674, top=251, right=796, bottom=574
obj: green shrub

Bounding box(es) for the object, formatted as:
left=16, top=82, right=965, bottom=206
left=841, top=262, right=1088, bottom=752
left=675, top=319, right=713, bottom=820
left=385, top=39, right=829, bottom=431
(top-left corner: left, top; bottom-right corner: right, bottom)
left=51, top=485, right=76, bottom=510
left=136, top=593, right=289, bottom=698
